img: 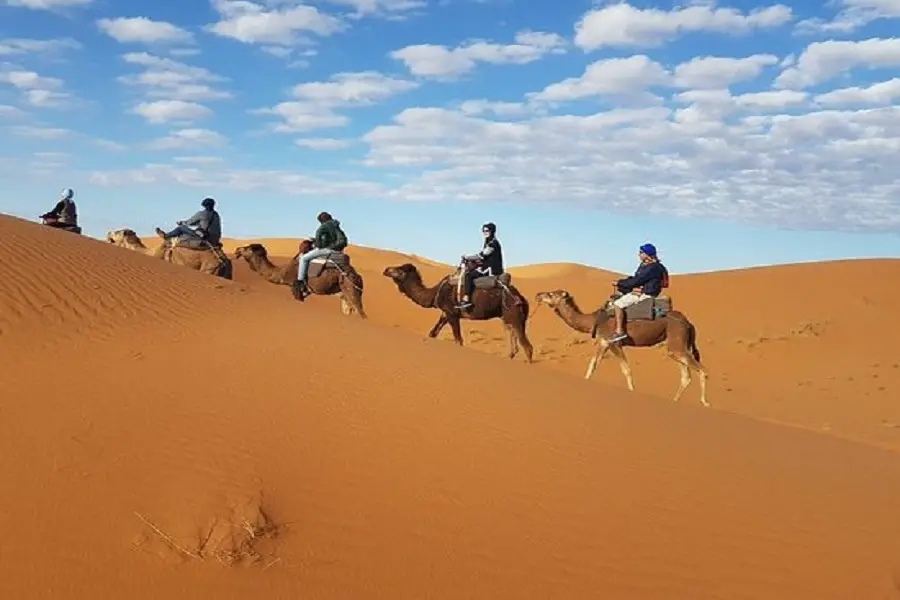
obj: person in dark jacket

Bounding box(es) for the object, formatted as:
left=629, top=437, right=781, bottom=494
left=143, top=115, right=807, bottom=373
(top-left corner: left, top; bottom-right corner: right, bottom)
left=155, top=197, right=222, bottom=246
left=40, top=188, right=78, bottom=229
left=457, top=222, right=504, bottom=310
left=295, top=211, right=348, bottom=296
left=607, top=243, right=668, bottom=344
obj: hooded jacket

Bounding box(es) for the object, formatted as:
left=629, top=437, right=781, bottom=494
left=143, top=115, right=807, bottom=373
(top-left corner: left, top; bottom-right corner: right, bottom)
left=314, top=218, right=348, bottom=251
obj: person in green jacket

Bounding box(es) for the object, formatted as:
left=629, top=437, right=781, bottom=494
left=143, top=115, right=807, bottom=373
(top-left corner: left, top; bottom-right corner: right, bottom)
left=296, top=211, right=348, bottom=294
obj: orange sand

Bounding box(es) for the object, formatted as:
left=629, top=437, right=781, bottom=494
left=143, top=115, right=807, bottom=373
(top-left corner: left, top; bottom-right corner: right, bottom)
left=2, top=214, right=900, bottom=599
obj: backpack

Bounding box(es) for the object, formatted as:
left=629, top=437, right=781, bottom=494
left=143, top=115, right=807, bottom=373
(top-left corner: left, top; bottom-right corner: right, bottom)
left=660, top=264, right=670, bottom=288
left=333, top=224, right=348, bottom=251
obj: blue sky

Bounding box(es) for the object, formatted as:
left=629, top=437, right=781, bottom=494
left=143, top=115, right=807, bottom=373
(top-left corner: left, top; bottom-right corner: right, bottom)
left=1, top=0, right=899, bottom=274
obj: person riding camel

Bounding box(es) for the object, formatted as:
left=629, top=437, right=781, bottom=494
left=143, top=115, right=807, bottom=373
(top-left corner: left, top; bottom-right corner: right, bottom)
left=294, top=211, right=348, bottom=299
left=607, top=243, right=668, bottom=344
left=457, top=222, right=503, bottom=310
left=155, top=197, right=222, bottom=248
left=40, top=188, right=78, bottom=230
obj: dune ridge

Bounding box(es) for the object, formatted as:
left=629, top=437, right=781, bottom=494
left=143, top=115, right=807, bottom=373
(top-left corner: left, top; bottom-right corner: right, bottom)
left=2, top=214, right=900, bottom=599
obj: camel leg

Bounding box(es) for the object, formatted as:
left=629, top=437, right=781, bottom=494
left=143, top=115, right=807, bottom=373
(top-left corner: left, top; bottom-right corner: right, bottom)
left=339, top=276, right=367, bottom=319
left=608, top=344, right=635, bottom=391
left=512, top=318, right=534, bottom=363
left=682, top=352, right=710, bottom=408
left=503, top=323, right=518, bottom=360
left=585, top=340, right=612, bottom=380
left=447, top=315, right=463, bottom=345
left=667, top=350, right=710, bottom=407
left=428, top=314, right=448, bottom=338
left=669, top=353, right=693, bottom=404
left=339, top=294, right=352, bottom=316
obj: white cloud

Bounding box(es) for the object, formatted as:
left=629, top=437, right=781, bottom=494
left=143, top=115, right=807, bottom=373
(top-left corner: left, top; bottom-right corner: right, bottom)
left=775, top=37, right=900, bottom=88
left=391, top=30, right=566, bottom=78
left=9, top=125, right=70, bottom=138
left=815, top=78, right=900, bottom=106
left=146, top=128, right=227, bottom=149
left=206, top=0, right=345, bottom=49
left=458, top=99, right=533, bottom=117
left=326, top=0, right=425, bottom=17
left=574, top=1, right=793, bottom=50
left=118, top=52, right=231, bottom=101
left=0, top=68, right=72, bottom=107
left=88, top=162, right=384, bottom=198
left=131, top=100, right=213, bottom=123
left=674, top=54, right=779, bottom=89
left=351, top=101, right=900, bottom=230
left=734, top=89, right=808, bottom=110
left=0, top=104, right=27, bottom=118
left=257, top=71, right=418, bottom=133
left=530, top=55, right=671, bottom=102
left=3, top=0, right=92, bottom=8
left=254, top=102, right=349, bottom=132
left=292, top=70, right=418, bottom=104
left=97, top=17, right=194, bottom=44
left=0, top=37, right=81, bottom=56
left=796, top=0, right=900, bottom=34
left=295, top=137, right=352, bottom=149
left=172, top=155, right=224, bottom=164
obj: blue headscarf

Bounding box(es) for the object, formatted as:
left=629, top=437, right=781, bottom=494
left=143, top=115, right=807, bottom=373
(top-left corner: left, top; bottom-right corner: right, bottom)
left=639, top=243, right=657, bottom=257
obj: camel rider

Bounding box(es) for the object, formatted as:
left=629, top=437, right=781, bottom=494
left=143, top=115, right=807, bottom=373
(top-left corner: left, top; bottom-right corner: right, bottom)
left=457, top=222, right=503, bottom=310
left=295, top=211, right=348, bottom=297
left=607, top=243, right=668, bottom=344
left=155, top=197, right=222, bottom=247
left=41, top=188, right=78, bottom=229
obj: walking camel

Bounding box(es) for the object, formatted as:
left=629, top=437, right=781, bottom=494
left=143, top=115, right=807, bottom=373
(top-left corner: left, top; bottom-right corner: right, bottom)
left=106, top=228, right=232, bottom=279
left=291, top=239, right=367, bottom=318
left=234, top=243, right=299, bottom=285
left=382, top=263, right=534, bottom=362
left=534, top=290, right=708, bottom=406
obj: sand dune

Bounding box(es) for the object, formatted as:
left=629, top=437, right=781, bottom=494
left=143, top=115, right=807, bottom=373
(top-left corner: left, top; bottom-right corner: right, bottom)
left=2, top=214, right=900, bottom=599
left=221, top=234, right=900, bottom=451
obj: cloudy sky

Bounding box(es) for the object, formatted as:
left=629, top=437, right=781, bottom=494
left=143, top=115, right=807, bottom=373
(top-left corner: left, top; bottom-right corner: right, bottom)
left=1, top=0, right=899, bottom=273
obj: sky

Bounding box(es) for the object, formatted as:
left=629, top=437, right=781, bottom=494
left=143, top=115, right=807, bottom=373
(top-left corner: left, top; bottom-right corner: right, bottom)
left=1, top=0, right=899, bottom=274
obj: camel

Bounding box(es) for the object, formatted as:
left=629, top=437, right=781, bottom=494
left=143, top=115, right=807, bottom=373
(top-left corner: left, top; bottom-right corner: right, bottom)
left=234, top=243, right=299, bottom=285
left=382, top=263, right=534, bottom=362
left=534, top=290, right=708, bottom=407
left=291, top=239, right=366, bottom=318
left=106, top=228, right=232, bottom=279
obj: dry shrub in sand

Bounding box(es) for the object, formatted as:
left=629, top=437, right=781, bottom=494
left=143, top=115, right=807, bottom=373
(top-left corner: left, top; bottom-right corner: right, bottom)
left=134, top=495, right=280, bottom=567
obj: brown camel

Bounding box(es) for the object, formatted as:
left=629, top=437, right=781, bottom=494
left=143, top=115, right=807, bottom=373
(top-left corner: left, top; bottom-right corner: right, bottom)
left=291, top=239, right=366, bottom=318
left=534, top=290, right=708, bottom=406
left=106, top=228, right=232, bottom=279
left=234, top=243, right=299, bottom=285
left=382, top=263, right=534, bottom=362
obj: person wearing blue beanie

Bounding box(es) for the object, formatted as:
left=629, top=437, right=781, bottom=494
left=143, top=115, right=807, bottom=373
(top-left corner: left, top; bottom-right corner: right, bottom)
left=608, top=243, right=668, bottom=344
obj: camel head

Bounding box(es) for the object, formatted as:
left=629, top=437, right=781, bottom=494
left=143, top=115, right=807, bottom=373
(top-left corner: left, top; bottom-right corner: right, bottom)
left=106, top=228, right=141, bottom=247
left=298, top=238, right=314, bottom=254
left=234, top=243, right=268, bottom=261
left=382, top=263, right=422, bottom=286
left=535, top=289, right=572, bottom=308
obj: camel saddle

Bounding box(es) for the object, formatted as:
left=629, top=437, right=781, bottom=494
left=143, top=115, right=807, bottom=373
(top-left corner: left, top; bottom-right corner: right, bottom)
left=168, top=236, right=227, bottom=257
left=307, top=251, right=350, bottom=278
left=447, top=272, right=512, bottom=290
left=604, top=294, right=673, bottom=321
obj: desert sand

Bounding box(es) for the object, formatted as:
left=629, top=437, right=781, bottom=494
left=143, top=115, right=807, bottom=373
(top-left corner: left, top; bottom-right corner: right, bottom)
left=2, top=213, right=900, bottom=599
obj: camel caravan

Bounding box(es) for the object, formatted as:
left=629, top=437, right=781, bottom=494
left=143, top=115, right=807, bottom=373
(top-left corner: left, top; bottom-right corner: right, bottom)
left=45, top=190, right=709, bottom=406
